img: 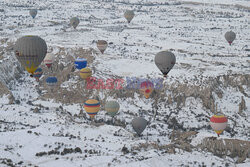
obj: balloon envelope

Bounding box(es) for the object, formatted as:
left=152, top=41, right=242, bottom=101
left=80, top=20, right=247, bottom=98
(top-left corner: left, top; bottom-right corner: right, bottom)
left=155, top=51, right=176, bottom=77
left=70, top=17, right=80, bottom=29
left=75, top=58, right=87, bottom=70
left=14, top=35, right=47, bottom=75
left=79, top=68, right=92, bottom=80
left=210, top=115, right=228, bottom=136
left=97, top=40, right=108, bottom=54
left=33, top=67, right=43, bottom=81
left=105, top=101, right=120, bottom=117
left=46, top=76, right=58, bottom=88
left=132, top=117, right=147, bottom=135
left=29, top=9, right=37, bottom=19
left=124, top=10, right=135, bottom=23
left=44, top=53, right=54, bottom=68
left=225, top=31, right=236, bottom=45
left=84, top=99, right=100, bottom=119
left=140, top=80, right=154, bottom=99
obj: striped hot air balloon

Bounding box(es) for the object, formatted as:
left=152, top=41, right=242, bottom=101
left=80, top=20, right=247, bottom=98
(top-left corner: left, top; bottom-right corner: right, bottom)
left=84, top=99, right=100, bottom=119
left=210, top=114, right=228, bottom=137
left=14, top=35, right=47, bottom=75
left=33, top=67, right=43, bottom=82
left=75, top=58, right=87, bottom=70
left=46, top=76, right=58, bottom=88
left=79, top=68, right=92, bottom=80
left=140, top=80, right=154, bottom=99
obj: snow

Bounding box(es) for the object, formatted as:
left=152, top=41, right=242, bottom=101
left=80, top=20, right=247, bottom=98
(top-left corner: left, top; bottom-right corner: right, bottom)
left=117, top=151, right=246, bottom=167
left=0, top=96, right=9, bottom=105
left=181, top=0, right=250, bottom=7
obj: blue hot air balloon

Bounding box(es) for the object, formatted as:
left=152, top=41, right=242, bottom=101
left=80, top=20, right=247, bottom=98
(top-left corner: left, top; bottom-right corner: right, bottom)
left=75, top=58, right=87, bottom=70
left=46, top=76, right=58, bottom=88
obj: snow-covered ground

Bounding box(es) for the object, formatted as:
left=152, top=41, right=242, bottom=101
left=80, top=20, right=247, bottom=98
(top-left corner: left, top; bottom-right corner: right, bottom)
left=0, top=0, right=249, bottom=166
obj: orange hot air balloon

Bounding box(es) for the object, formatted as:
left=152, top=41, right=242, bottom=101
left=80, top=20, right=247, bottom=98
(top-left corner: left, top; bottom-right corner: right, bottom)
left=210, top=114, right=228, bottom=137
left=84, top=99, right=100, bottom=119
left=140, top=80, right=154, bottom=99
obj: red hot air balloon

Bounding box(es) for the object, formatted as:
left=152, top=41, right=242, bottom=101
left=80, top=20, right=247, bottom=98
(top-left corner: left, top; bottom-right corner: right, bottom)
left=210, top=114, right=228, bottom=137
left=140, top=80, right=154, bottom=99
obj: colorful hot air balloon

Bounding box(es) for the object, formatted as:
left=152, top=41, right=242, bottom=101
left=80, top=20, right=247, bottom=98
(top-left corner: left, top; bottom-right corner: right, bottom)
left=33, top=67, right=43, bottom=82
left=70, top=17, right=80, bottom=29
left=44, top=53, right=54, bottom=68
left=225, top=31, right=236, bottom=45
left=46, top=76, right=58, bottom=88
left=105, top=101, right=120, bottom=117
left=124, top=10, right=135, bottom=23
left=140, top=80, right=154, bottom=99
left=84, top=99, right=100, bottom=119
left=14, top=35, right=47, bottom=76
left=97, top=40, right=108, bottom=54
left=132, top=117, right=147, bottom=136
left=79, top=68, right=92, bottom=80
left=155, top=51, right=176, bottom=77
left=210, top=114, right=228, bottom=137
left=29, top=9, right=37, bottom=19
left=75, top=58, right=87, bottom=70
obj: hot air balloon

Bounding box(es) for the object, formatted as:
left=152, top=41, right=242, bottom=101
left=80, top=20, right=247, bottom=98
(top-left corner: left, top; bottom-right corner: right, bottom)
left=225, top=31, right=236, bottom=45
left=33, top=67, right=43, bottom=82
left=105, top=101, right=120, bottom=117
left=75, top=58, right=87, bottom=70
left=46, top=76, right=58, bottom=89
left=210, top=114, right=228, bottom=137
left=79, top=68, right=92, bottom=80
left=14, top=35, right=47, bottom=76
left=124, top=10, right=135, bottom=23
left=44, top=53, right=54, bottom=68
left=70, top=17, right=80, bottom=29
left=132, top=117, right=147, bottom=136
left=140, top=80, right=154, bottom=99
left=29, top=9, right=37, bottom=19
left=84, top=99, right=100, bottom=119
left=97, top=40, right=108, bottom=54
left=155, top=51, right=176, bottom=77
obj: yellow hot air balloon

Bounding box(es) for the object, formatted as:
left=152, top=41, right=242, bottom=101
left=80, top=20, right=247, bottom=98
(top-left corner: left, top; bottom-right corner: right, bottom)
left=79, top=68, right=92, bottom=80
left=84, top=99, right=100, bottom=119
left=140, top=81, right=154, bottom=99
